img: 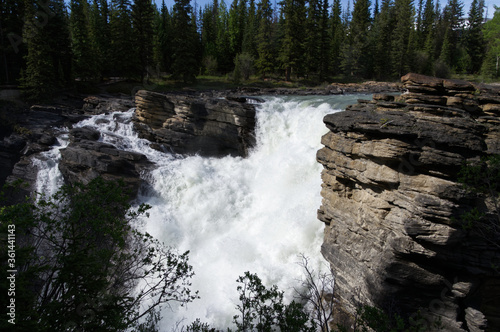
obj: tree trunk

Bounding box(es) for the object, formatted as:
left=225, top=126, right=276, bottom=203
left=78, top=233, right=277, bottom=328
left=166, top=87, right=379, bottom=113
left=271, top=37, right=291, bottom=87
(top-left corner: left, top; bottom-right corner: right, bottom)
left=285, top=66, right=291, bottom=81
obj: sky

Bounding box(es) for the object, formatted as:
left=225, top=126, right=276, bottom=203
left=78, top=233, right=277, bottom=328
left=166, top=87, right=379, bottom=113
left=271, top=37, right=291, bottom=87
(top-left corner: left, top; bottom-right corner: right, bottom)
left=153, top=0, right=497, bottom=19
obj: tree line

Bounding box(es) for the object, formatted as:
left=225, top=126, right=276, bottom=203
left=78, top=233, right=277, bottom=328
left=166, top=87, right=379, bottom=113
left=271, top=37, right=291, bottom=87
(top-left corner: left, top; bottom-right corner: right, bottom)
left=1, top=0, right=499, bottom=99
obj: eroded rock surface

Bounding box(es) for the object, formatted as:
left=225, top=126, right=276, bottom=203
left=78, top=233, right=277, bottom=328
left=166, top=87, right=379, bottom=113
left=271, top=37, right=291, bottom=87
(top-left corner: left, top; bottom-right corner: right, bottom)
left=317, top=73, right=500, bottom=331
left=134, top=90, right=256, bottom=157
left=59, top=126, right=151, bottom=194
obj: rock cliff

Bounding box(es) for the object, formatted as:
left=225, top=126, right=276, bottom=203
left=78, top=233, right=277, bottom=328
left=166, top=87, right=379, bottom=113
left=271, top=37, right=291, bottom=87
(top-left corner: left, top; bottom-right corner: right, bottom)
left=317, top=73, right=500, bottom=331
left=134, top=90, right=257, bottom=157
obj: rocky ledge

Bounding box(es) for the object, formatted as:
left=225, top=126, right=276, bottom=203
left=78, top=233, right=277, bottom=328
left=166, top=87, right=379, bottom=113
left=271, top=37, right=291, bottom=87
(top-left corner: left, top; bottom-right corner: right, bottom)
left=59, top=124, right=151, bottom=194
left=317, top=73, right=500, bottom=330
left=134, top=90, right=257, bottom=157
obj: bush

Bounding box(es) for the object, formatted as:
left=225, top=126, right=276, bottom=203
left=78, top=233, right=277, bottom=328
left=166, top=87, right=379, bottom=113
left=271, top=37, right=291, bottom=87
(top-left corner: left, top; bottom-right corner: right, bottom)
left=433, top=59, right=451, bottom=79
left=233, top=53, right=255, bottom=83
left=0, top=178, right=198, bottom=331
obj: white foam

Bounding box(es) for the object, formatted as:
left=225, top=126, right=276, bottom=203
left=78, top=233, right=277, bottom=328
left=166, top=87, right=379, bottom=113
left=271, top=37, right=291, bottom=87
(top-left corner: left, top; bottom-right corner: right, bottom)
left=136, top=95, right=361, bottom=330
left=33, top=94, right=366, bottom=330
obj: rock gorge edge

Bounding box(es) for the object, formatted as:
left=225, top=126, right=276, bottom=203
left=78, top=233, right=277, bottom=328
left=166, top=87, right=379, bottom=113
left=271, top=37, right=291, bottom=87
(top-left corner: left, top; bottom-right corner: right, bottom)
left=317, top=73, right=500, bottom=331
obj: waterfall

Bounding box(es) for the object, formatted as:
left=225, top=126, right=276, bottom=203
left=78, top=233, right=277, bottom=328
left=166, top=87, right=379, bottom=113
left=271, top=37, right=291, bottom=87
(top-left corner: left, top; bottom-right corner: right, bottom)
left=33, top=130, right=69, bottom=198
left=33, top=94, right=367, bottom=330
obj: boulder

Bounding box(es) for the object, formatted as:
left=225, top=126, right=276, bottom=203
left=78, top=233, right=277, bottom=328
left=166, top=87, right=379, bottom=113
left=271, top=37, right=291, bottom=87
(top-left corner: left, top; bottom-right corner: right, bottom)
left=317, top=74, right=500, bottom=330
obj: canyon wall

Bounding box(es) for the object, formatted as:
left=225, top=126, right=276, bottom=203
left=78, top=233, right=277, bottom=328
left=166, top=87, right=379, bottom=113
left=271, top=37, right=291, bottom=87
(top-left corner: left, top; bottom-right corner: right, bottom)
left=317, top=73, right=500, bottom=331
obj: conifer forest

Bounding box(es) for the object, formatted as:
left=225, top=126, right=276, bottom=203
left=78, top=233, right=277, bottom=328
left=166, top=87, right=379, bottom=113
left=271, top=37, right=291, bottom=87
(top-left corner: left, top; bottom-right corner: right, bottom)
left=1, top=0, right=499, bottom=98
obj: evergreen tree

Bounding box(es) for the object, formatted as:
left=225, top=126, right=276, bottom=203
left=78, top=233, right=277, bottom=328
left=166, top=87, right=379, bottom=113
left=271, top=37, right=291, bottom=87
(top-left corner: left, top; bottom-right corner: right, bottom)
left=341, top=0, right=372, bottom=77
left=482, top=6, right=500, bottom=78
left=1, top=0, right=26, bottom=84
left=201, top=1, right=218, bottom=67
left=228, top=0, right=246, bottom=60
left=216, top=1, right=233, bottom=73
left=412, top=0, right=436, bottom=74
left=438, top=0, right=464, bottom=70
left=22, top=0, right=64, bottom=100
left=154, top=0, right=172, bottom=73
left=242, top=0, right=257, bottom=57
left=88, top=0, right=111, bottom=79
left=109, top=0, right=134, bottom=77
left=132, top=0, right=155, bottom=81
left=463, top=0, right=485, bottom=74
left=370, top=0, right=395, bottom=78
left=330, top=0, right=344, bottom=76
left=391, top=0, right=414, bottom=77
left=255, top=0, right=275, bottom=77
left=305, top=0, right=321, bottom=76
left=70, top=0, right=95, bottom=80
left=279, top=0, right=307, bottom=80
left=171, top=0, right=199, bottom=82
left=46, top=0, right=72, bottom=85
left=317, top=0, right=331, bottom=80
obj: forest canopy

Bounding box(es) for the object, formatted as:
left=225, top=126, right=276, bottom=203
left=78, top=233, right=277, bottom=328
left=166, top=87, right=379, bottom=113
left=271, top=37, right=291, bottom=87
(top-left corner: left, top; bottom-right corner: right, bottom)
left=0, top=0, right=499, bottom=97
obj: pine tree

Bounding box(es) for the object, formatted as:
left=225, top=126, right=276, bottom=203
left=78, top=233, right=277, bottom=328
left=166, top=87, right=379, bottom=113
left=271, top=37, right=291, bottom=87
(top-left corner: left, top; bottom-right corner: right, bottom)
left=391, top=0, right=414, bottom=77
left=341, top=0, right=372, bottom=77
left=154, top=0, right=172, bottom=73
left=201, top=2, right=218, bottom=63
left=1, top=0, right=26, bottom=84
left=463, top=0, right=485, bottom=74
left=255, top=0, right=275, bottom=77
left=70, top=0, right=95, bottom=80
left=242, top=0, right=257, bottom=57
left=216, top=1, right=233, bottom=73
left=109, top=0, right=134, bottom=77
left=88, top=0, right=111, bottom=79
left=438, top=0, right=464, bottom=70
left=46, top=0, right=72, bottom=85
left=228, top=0, right=246, bottom=60
left=22, top=0, right=66, bottom=100
left=317, top=0, right=331, bottom=80
left=330, top=0, right=343, bottom=76
left=279, top=0, right=307, bottom=80
left=482, top=6, right=500, bottom=78
left=171, top=0, right=199, bottom=82
left=420, top=0, right=435, bottom=52
left=132, top=0, right=155, bottom=81
left=370, top=0, right=395, bottom=78
left=305, top=0, right=321, bottom=76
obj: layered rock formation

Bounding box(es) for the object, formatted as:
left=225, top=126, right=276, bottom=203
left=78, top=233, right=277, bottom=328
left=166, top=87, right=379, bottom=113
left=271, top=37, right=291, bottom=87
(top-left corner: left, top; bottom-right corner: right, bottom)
left=134, top=90, right=256, bottom=157
left=317, top=73, right=500, bottom=330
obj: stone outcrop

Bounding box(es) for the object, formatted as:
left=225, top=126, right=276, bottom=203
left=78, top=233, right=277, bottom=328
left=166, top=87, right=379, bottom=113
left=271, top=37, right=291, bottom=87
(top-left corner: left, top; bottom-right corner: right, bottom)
left=134, top=90, right=257, bottom=157
left=59, top=126, right=151, bottom=194
left=82, top=95, right=135, bottom=114
left=317, top=73, right=500, bottom=330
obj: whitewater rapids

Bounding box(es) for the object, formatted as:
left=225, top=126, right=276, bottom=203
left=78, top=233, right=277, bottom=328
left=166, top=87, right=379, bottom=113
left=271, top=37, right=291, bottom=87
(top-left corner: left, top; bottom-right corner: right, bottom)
left=33, top=94, right=367, bottom=330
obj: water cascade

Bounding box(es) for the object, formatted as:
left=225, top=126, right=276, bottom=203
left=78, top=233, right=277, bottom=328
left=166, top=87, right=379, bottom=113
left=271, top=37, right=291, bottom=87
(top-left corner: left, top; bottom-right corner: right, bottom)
left=34, top=94, right=368, bottom=330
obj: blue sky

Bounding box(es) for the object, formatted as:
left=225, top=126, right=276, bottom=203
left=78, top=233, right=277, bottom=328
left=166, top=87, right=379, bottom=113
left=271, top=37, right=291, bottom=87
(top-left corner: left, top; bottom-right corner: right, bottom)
left=153, top=0, right=497, bottom=19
